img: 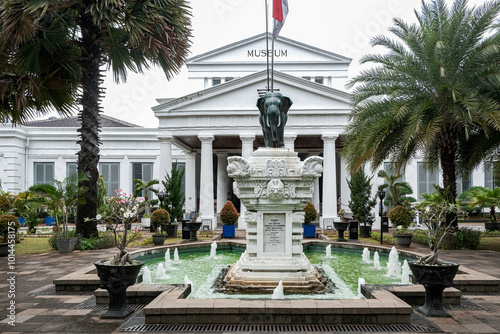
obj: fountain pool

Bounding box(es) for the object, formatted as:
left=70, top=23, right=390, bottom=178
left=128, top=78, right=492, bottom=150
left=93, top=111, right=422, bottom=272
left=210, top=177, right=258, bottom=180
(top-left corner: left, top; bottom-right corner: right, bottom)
left=135, top=245, right=413, bottom=300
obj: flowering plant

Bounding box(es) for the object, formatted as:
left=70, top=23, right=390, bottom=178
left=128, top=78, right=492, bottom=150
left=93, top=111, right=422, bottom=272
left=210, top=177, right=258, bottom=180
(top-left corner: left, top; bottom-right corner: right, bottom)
left=338, top=209, right=346, bottom=218
left=94, top=189, right=144, bottom=265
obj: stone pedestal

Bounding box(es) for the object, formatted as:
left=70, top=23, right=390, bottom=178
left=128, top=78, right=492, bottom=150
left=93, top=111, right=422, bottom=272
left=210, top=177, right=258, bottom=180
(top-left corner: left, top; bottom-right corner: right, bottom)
left=221, top=148, right=329, bottom=293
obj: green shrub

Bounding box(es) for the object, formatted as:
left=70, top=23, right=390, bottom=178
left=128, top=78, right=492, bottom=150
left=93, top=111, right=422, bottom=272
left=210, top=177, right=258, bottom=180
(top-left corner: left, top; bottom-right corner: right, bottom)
left=302, top=201, right=317, bottom=225
left=220, top=201, right=239, bottom=225
left=151, top=209, right=170, bottom=232
left=0, top=196, right=10, bottom=213
left=369, top=231, right=397, bottom=245
left=442, top=228, right=481, bottom=250
left=140, top=237, right=153, bottom=246
left=411, top=230, right=429, bottom=246
left=387, top=204, right=413, bottom=228
left=0, top=214, right=19, bottom=241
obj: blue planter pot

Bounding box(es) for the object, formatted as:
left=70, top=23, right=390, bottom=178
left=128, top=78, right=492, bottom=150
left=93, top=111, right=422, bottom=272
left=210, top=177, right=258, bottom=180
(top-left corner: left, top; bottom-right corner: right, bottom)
left=302, top=224, right=316, bottom=238
left=18, top=217, right=26, bottom=226
left=45, top=217, right=56, bottom=226
left=222, top=225, right=235, bottom=238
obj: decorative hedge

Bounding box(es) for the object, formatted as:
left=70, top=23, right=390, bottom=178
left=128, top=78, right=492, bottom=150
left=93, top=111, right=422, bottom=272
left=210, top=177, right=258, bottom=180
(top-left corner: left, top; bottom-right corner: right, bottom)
left=302, top=201, right=318, bottom=225
left=220, top=201, right=239, bottom=225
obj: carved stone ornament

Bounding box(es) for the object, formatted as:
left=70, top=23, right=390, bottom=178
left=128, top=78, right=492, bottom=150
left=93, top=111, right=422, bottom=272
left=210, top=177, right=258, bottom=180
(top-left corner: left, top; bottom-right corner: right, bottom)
left=293, top=212, right=305, bottom=223
left=245, top=212, right=257, bottom=223
left=227, top=156, right=250, bottom=178
left=267, top=179, right=285, bottom=199
left=266, top=159, right=288, bottom=177
left=301, top=156, right=324, bottom=177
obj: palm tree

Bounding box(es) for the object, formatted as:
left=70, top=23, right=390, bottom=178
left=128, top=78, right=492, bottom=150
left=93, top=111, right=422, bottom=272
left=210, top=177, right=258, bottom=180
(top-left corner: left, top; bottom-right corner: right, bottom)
left=463, top=186, right=500, bottom=222
left=377, top=170, right=414, bottom=213
left=342, top=0, right=500, bottom=209
left=133, top=179, right=159, bottom=217
left=0, top=2, right=79, bottom=123
left=0, top=1, right=192, bottom=237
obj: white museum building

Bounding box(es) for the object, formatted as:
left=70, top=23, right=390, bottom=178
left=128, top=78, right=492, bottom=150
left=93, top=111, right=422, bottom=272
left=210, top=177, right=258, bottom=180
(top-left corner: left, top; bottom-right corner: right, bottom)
left=0, top=34, right=497, bottom=229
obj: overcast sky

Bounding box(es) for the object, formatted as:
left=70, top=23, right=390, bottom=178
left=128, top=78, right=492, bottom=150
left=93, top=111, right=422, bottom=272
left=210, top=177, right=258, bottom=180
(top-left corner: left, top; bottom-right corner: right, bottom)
left=97, top=0, right=487, bottom=128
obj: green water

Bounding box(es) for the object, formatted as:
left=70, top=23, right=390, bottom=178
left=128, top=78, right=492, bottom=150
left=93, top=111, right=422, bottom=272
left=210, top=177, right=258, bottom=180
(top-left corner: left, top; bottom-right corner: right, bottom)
left=136, top=246, right=410, bottom=299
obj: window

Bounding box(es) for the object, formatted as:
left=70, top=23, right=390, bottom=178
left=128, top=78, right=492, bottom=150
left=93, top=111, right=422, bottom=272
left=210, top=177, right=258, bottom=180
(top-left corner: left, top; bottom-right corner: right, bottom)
left=225, top=77, right=234, bottom=82
left=100, top=163, right=120, bottom=196
left=212, top=77, right=221, bottom=86
left=302, top=76, right=311, bottom=81
left=174, top=162, right=186, bottom=197
left=457, top=173, right=472, bottom=195
left=66, top=162, right=77, bottom=180
left=34, top=162, right=54, bottom=185
left=484, top=162, right=500, bottom=190
left=132, top=163, right=154, bottom=198
left=314, top=76, right=324, bottom=84
left=417, top=162, right=438, bottom=200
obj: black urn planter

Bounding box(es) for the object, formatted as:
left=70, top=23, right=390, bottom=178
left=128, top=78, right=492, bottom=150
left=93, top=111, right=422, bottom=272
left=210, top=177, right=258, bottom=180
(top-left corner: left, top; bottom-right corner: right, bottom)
left=409, top=260, right=460, bottom=317
left=0, top=243, right=8, bottom=257
left=152, top=234, right=166, bottom=245
left=164, top=224, right=178, bottom=238
left=396, top=234, right=413, bottom=247
left=187, top=222, right=202, bottom=241
left=56, top=237, right=78, bottom=253
left=359, top=225, right=372, bottom=238
left=484, top=222, right=498, bottom=231
left=334, top=222, right=349, bottom=242
left=94, top=260, right=144, bottom=319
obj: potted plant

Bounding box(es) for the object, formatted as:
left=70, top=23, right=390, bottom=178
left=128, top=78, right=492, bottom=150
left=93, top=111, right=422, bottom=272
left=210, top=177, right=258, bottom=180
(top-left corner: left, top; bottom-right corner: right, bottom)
left=220, top=200, right=239, bottom=238
left=151, top=208, right=170, bottom=244
left=348, top=169, right=376, bottom=237
left=410, top=187, right=460, bottom=316
left=0, top=215, right=19, bottom=257
left=29, top=174, right=87, bottom=253
left=387, top=202, right=414, bottom=247
left=93, top=189, right=144, bottom=319
left=302, top=201, right=317, bottom=238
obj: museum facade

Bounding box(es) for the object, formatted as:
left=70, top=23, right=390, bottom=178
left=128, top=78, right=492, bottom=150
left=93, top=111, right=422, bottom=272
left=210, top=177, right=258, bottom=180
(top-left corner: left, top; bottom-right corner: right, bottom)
left=0, top=34, right=495, bottom=228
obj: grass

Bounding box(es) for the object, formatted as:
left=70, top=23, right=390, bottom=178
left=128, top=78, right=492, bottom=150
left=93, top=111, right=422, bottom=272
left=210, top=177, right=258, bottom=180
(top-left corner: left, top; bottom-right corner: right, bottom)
left=478, top=236, right=500, bottom=252
left=14, top=236, right=53, bottom=255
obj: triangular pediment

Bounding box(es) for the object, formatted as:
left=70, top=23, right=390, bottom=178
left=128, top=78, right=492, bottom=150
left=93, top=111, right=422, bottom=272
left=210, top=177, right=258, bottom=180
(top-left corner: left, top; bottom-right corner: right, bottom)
left=187, top=33, right=351, bottom=65
left=153, top=70, right=351, bottom=115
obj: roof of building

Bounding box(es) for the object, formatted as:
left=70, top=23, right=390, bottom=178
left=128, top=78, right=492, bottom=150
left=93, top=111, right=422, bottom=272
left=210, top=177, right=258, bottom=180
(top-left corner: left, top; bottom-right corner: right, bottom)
left=24, top=114, right=141, bottom=128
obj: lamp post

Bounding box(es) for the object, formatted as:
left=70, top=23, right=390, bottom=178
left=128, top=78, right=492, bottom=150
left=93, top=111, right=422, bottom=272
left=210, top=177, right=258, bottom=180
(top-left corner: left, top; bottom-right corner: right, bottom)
left=157, top=191, right=166, bottom=209
left=377, top=189, right=386, bottom=245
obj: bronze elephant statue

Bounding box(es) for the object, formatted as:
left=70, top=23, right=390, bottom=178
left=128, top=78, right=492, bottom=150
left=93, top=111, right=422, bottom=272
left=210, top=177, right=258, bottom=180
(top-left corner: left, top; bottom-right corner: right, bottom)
left=257, top=92, right=293, bottom=148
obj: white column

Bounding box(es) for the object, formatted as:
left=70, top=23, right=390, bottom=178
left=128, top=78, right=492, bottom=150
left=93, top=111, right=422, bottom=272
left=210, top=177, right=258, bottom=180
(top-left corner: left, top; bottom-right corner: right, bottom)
left=239, top=134, right=255, bottom=229
left=157, top=134, right=173, bottom=184
left=216, top=152, right=229, bottom=213
left=184, top=152, right=197, bottom=212
left=199, top=135, right=215, bottom=229
left=284, top=134, right=297, bottom=151
left=313, top=178, right=320, bottom=212
left=321, top=134, right=338, bottom=228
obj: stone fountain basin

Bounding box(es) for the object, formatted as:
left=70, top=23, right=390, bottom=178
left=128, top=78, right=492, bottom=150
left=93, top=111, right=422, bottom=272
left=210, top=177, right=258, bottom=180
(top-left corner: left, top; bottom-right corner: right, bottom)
left=54, top=240, right=500, bottom=325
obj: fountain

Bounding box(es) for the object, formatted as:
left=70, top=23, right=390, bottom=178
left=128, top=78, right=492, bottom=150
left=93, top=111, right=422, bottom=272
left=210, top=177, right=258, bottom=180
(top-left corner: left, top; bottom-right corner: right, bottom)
left=210, top=241, right=217, bottom=258
left=165, top=249, right=171, bottom=262
left=362, top=247, right=370, bottom=263
left=164, top=249, right=172, bottom=270
left=272, top=280, right=285, bottom=300
left=173, top=248, right=180, bottom=264
left=373, top=251, right=381, bottom=269
left=401, top=260, right=410, bottom=284
left=155, top=263, right=166, bottom=280
left=221, top=144, right=327, bottom=294
left=358, top=277, right=365, bottom=297
left=184, top=275, right=194, bottom=289
left=387, top=247, right=401, bottom=278
left=143, top=266, right=152, bottom=284
left=325, top=244, right=332, bottom=259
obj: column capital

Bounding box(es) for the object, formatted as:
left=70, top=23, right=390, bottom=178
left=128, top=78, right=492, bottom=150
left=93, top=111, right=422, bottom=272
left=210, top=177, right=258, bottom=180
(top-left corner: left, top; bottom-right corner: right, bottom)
left=157, top=134, right=173, bottom=142
left=198, top=134, right=215, bottom=142
left=322, top=134, right=338, bottom=141
left=240, top=134, right=255, bottom=142
left=215, top=151, right=228, bottom=157
left=284, top=133, right=297, bottom=140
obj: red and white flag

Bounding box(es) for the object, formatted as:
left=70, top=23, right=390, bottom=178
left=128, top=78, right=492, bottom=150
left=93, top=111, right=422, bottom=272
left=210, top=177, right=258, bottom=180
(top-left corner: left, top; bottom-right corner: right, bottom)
left=272, top=0, right=289, bottom=38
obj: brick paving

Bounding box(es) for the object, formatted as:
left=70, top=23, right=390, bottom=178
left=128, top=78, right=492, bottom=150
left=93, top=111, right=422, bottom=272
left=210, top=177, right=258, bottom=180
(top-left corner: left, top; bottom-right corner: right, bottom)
left=0, top=237, right=499, bottom=334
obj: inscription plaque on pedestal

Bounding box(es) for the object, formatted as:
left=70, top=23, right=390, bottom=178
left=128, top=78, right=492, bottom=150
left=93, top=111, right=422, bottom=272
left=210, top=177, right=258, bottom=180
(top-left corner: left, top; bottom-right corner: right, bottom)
left=263, top=213, right=286, bottom=254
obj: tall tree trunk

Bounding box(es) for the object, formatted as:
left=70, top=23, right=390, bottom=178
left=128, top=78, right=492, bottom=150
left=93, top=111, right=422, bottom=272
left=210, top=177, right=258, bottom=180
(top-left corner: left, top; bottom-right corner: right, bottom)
left=438, top=123, right=458, bottom=227
left=76, top=6, right=102, bottom=238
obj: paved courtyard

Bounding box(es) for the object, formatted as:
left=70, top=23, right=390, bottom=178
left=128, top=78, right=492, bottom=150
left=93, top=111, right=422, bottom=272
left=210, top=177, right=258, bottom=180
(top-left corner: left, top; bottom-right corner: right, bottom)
left=1, top=237, right=500, bottom=334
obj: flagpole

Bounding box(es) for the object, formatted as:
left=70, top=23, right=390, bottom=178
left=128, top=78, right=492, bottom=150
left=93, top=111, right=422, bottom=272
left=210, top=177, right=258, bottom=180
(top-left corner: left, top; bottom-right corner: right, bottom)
left=271, top=37, right=275, bottom=92
left=265, top=0, right=270, bottom=92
